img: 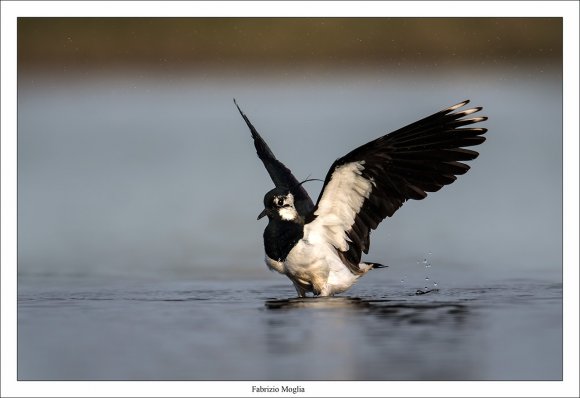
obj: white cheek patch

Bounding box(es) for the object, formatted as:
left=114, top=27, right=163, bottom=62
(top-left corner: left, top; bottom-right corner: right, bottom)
left=305, top=161, right=373, bottom=251
left=276, top=193, right=298, bottom=221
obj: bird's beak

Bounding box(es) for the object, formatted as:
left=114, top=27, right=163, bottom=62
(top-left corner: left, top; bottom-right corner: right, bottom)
left=257, top=209, right=268, bottom=220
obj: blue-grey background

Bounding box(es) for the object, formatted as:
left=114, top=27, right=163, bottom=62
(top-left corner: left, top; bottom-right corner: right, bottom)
left=17, top=18, right=562, bottom=381
left=18, top=69, right=562, bottom=280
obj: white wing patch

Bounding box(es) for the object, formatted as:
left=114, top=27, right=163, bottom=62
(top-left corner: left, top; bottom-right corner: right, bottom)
left=304, top=161, right=373, bottom=251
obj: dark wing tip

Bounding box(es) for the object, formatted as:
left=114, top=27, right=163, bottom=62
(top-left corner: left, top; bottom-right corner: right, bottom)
left=447, top=99, right=470, bottom=112
left=234, top=99, right=263, bottom=142
left=456, top=107, right=483, bottom=117
left=233, top=98, right=245, bottom=118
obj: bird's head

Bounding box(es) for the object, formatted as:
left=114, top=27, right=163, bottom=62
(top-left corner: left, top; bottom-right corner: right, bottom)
left=258, top=187, right=299, bottom=222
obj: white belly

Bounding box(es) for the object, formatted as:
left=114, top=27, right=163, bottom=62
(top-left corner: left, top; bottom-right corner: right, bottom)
left=282, top=239, right=361, bottom=296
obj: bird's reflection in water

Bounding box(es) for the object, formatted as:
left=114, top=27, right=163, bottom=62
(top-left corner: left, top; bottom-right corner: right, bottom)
left=266, top=296, right=371, bottom=309
left=265, top=296, right=468, bottom=325
left=262, top=296, right=473, bottom=380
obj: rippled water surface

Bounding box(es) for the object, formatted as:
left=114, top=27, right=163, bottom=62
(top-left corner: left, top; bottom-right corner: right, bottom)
left=18, top=275, right=562, bottom=380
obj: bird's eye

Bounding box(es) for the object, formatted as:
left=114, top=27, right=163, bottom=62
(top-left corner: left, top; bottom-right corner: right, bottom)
left=276, top=198, right=284, bottom=207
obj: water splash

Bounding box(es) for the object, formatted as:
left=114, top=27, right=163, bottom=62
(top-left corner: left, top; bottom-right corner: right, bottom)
left=423, top=252, right=437, bottom=290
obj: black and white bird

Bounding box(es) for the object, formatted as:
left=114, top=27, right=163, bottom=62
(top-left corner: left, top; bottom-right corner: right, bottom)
left=235, top=99, right=486, bottom=297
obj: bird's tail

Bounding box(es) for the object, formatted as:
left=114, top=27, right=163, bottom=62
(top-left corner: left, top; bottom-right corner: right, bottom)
left=364, top=262, right=387, bottom=269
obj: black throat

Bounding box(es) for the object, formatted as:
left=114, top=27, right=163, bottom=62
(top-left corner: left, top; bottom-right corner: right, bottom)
left=263, top=218, right=304, bottom=262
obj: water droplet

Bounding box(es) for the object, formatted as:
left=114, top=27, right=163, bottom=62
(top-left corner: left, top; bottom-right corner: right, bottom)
left=425, top=263, right=431, bottom=268
left=428, top=251, right=432, bottom=255
left=422, top=258, right=427, bottom=264
left=425, top=277, right=430, bottom=281
left=433, top=282, right=438, bottom=287
left=400, top=279, right=404, bottom=283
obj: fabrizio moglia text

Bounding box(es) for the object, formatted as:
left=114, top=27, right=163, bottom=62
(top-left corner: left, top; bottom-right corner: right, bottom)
left=252, top=385, right=305, bottom=394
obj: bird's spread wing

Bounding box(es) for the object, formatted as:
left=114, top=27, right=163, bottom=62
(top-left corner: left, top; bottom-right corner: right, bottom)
left=235, top=100, right=314, bottom=217
left=304, top=100, right=487, bottom=274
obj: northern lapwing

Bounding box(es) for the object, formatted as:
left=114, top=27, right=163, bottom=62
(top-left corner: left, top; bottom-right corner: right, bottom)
left=235, top=100, right=486, bottom=297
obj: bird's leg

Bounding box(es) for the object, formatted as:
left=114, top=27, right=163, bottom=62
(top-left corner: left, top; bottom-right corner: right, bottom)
left=319, top=286, right=334, bottom=297
left=293, top=283, right=307, bottom=298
